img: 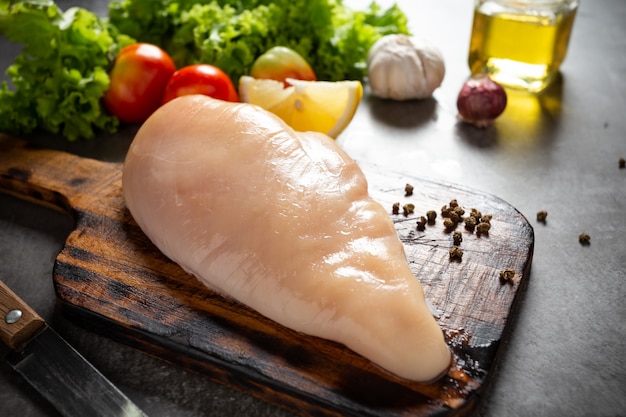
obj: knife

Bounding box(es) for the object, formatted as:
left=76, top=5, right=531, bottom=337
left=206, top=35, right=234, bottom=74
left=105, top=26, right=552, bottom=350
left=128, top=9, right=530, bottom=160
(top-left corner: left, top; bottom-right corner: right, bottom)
left=0, top=279, right=148, bottom=417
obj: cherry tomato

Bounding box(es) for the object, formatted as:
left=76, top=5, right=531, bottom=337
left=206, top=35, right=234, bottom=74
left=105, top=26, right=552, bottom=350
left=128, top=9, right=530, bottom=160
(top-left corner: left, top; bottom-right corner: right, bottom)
left=250, top=46, right=316, bottom=85
left=161, top=64, right=239, bottom=104
left=104, top=43, right=176, bottom=124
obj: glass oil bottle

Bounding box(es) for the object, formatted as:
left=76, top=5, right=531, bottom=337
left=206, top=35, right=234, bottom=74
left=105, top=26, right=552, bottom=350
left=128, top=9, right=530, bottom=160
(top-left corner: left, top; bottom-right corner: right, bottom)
left=468, top=0, right=578, bottom=93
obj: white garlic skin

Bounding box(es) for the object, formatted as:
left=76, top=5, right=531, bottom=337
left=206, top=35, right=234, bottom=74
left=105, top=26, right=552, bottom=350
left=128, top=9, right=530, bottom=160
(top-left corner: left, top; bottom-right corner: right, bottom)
left=367, top=34, right=445, bottom=100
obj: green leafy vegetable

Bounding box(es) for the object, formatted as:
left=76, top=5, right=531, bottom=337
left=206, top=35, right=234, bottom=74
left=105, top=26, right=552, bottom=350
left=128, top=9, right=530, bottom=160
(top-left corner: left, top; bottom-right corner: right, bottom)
left=0, top=1, right=133, bottom=140
left=0, top=0, right=408, bottom=141
left=108, top=0, right=409, bottom=82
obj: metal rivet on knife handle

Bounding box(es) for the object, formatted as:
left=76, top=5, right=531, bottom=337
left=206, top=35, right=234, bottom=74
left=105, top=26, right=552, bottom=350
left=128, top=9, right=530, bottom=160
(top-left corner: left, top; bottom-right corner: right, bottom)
left=5, top=309, right=23, bottom=324
left=0, top=281, right=46, bottom=350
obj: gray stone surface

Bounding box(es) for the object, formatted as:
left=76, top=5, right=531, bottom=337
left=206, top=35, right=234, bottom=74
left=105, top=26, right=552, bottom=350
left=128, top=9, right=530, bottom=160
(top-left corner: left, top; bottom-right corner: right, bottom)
left=1, top=1, right=625, bottom=416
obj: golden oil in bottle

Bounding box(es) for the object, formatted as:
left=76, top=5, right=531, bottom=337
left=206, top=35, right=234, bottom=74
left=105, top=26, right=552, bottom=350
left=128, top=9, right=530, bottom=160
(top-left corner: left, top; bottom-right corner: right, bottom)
left=468, top=0, right=578, bottom=93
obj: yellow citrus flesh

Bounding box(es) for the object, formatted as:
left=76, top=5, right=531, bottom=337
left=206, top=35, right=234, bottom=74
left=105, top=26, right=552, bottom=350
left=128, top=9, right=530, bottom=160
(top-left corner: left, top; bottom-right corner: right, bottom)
left=238, top=76, right=363, bottom=139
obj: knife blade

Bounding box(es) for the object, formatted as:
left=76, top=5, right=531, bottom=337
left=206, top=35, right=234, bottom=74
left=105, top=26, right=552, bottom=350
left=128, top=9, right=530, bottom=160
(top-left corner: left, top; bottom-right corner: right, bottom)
left=0, top=279, right=148, bottom=417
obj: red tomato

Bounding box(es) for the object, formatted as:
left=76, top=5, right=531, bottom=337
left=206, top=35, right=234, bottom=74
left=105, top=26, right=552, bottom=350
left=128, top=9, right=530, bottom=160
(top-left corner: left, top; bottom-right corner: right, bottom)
left=104, top=43, right=176, bottom=124
left=161, top=64, right=239, bottom=104
left=250, top=46, right=316, bottom=85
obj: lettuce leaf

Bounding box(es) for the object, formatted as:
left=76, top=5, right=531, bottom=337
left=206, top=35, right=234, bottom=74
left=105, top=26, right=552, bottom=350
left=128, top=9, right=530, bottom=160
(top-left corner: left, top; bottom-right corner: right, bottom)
left=109, top=0, right=409, bottom=82
left=0, top=0, right=133, bottom=140
left=0, top=0, right=407, bottom=141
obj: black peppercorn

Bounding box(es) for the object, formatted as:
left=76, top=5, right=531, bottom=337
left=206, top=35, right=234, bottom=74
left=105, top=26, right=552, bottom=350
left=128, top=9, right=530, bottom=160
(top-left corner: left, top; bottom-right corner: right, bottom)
left=443, top=218, right=456, bottom=231
left=416, top=216, right=427, bottom=231
left=476, top=222, right=491, bottom=234
left=579, top=233, right=591, bottom=245
left=499, top=268, right=515, bottom=285
left=453, top=231, right=462, bottom=246
left=449, top=246, right=463, bottom=261
left=537, top=210, right=548, bottom=222
left=403, top=203, right=415, bottom=216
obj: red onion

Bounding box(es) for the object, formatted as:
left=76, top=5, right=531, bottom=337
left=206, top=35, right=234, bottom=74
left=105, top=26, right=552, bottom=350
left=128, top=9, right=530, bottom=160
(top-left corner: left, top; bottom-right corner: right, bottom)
left=456, top=74, right=507, bottom=128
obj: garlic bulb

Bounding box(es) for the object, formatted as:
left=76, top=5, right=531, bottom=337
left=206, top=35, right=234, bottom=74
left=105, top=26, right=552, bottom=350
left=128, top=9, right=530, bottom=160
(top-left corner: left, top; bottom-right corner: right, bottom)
left=367, top=34, right=445, bottom=100
left=457, top=74, right=507, bottom=128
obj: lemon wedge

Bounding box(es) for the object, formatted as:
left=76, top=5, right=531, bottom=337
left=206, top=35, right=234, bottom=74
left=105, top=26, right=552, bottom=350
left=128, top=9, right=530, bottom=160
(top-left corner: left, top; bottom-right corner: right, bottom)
left=238, top=76, right=363, bottom=139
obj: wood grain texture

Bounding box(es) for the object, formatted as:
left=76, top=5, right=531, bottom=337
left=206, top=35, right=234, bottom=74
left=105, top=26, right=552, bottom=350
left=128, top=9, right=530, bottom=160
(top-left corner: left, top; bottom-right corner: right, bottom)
left=0, top=134, right=533, bottom=417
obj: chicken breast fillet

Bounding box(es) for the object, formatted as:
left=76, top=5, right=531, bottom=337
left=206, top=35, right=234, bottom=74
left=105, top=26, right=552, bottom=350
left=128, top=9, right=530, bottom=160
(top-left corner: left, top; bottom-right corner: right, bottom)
left=122, top=95, right=450, bottom=382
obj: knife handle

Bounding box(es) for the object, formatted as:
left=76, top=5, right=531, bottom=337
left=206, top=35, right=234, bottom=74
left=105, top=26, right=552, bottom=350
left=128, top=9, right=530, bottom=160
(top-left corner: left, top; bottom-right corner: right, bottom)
left=0, top=280, right=46, bottom=350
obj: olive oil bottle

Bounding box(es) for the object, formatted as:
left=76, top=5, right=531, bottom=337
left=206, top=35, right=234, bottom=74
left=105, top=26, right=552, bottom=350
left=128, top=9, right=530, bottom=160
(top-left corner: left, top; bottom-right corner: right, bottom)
left=468, top=0, right=578, bottom=93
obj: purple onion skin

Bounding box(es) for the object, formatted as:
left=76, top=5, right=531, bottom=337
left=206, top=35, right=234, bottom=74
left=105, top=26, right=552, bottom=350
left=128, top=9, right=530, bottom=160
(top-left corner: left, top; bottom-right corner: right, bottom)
left=457, top=74, right=507, bottom=128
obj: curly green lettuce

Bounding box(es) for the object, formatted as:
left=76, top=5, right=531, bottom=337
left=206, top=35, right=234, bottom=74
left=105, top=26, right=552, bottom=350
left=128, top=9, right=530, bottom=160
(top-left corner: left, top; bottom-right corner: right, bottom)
left=108, top=0, right=410, bottom=82
left=0, top=0, right=408, bottom=141
left=0, top=1, right=133, bottom=141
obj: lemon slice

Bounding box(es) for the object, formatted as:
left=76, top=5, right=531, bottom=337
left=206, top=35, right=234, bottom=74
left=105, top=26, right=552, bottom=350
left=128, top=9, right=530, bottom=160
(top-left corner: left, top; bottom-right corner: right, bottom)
left=238, top=76, right=363, bottom=139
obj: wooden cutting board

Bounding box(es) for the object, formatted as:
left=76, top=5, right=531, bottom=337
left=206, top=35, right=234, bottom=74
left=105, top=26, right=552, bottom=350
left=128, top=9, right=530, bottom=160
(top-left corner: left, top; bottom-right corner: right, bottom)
left=0, top=134, right=533, bottom=417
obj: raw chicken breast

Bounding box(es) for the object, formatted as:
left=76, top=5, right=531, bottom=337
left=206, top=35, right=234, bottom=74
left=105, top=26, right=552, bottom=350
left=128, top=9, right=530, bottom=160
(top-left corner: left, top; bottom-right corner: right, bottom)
left=122, top=95, right=450, bottom=382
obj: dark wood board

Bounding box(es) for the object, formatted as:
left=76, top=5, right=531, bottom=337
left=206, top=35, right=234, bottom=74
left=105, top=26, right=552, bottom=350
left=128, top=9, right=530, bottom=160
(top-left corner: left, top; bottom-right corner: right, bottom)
left=0, top=134, right=533, bottom=417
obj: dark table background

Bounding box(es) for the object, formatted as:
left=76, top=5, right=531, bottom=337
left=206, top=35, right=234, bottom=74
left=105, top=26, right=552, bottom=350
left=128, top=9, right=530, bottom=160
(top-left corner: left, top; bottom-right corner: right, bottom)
left=1, top=1, right=625, bottom=416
